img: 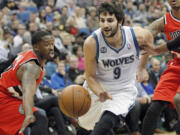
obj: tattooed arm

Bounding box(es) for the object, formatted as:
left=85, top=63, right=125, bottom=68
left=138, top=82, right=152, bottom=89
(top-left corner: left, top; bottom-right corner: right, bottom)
left=147, top=17, right=165, bottom=37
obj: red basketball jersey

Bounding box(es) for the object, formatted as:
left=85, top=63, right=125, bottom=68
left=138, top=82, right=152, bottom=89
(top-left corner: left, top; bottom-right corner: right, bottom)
left=164, top=12, right=180, bottom=40
left=0, top=50, right=43, bottom=93
left=164, top=12, right=180, bottom=58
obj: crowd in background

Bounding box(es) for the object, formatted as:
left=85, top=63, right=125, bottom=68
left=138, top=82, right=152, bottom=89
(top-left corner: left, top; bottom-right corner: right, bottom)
left=0, top=0, right=178, bottom=134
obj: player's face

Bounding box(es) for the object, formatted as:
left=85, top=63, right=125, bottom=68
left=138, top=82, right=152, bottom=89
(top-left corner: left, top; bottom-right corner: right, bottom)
left=99, top=12, right=119, bottom=38
left=39, top=35, right=54, bottom=59
left=168, top=0, right=180, bottom=9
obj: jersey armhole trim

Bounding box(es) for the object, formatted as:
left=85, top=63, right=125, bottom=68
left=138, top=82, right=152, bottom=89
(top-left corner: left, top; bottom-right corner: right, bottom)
left=130, top=27, right=140, bottom=57
left=92, top=32, right=99, bottom=62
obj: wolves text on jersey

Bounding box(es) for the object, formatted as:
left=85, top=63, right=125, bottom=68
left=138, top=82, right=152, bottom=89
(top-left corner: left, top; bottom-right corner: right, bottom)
left=102, top=54, right=135, bottom=68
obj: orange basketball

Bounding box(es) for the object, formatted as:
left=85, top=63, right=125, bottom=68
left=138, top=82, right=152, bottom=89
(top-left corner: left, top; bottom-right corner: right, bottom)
left=58, top=85, right=91, bottom=118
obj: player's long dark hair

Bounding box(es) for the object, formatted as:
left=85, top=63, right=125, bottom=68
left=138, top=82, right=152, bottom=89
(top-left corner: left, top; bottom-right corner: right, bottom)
left=98, top=1, right=124, bottom=24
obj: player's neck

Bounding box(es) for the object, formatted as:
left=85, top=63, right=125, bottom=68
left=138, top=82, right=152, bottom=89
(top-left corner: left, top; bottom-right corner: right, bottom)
left=171, top=9, right=180, bottom=20
left=34, top=52, right=47, bottom=67
left=106, top=29, right=123, bottom=49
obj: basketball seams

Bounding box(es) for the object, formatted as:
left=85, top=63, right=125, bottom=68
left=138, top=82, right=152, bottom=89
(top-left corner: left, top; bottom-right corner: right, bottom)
left=61, top=89, right=72, bottom=117
left=78, top=88, right=86, bottom=116
left=72, top=86, right=75, bottom=117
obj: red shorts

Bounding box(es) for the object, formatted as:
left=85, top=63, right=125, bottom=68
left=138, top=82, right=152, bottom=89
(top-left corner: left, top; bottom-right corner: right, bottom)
left=0, top=90, right=37, bottom=135
left=153, top=59, right=180, bottom=108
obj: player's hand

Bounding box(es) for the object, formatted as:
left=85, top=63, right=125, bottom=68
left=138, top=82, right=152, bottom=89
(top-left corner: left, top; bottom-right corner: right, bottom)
left=136, top=68, right=147, bottom=82
left=51, top=89, right=58, bottom=96
left=137, top=97, right=148, bottom=104
left=97, top=91, right=112, bottom=102
left=19, top=115, right=36, bottom=134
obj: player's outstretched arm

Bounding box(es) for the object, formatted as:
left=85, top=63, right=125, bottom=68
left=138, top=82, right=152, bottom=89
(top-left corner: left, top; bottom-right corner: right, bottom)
left=139, top=31, right=180, bottom=54
left=155, top=34, right=180, bottom=53
left=134, top=27, right=154, bottom=82
left=147, top=17, right=165, bottom=37
left=17, top=61, right=41, bottom=133
left=83, top=36, right=112, bottom=102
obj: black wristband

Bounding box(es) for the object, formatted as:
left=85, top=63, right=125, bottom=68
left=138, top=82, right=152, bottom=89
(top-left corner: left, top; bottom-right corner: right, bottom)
left=167, top=34, right=180, bottom=52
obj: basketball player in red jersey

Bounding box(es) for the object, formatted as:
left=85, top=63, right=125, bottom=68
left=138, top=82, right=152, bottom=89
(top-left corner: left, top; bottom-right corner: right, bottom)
left=0, top=31, right=54, bottom=135
left=137, top=0, right=180, bottom=135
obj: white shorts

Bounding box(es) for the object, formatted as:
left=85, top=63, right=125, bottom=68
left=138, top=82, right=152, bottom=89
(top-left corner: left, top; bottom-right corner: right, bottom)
left=78, top=88, right=136, bottom=130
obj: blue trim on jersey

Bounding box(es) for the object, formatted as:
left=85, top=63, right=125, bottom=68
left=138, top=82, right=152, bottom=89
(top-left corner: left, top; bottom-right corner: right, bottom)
left=92, top=32, right=99, bottom=62
left=128, top=101, right=135, bottom=112
left=101, top=28, right=126, bottom=53
left=130, top=27, right=140, bottom=57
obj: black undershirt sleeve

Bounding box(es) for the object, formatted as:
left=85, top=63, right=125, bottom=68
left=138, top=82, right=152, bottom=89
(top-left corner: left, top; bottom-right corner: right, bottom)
left=167, top=34, right=180, bottom=52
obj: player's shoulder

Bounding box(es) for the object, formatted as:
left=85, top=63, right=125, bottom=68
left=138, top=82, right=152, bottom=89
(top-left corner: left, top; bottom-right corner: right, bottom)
left=20, top=61, right=41, bottom=74
left=84, top=34, right=97, bottom=48
left=133, top=26, right=151, bottom=37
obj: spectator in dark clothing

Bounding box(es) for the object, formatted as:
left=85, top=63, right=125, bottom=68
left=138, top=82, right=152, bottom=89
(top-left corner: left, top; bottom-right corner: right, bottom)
left=148, top=57, right=163, bottom=88
left=35, top=93, right=67, bottom=135
left=67, top=55, right=85, bottom=85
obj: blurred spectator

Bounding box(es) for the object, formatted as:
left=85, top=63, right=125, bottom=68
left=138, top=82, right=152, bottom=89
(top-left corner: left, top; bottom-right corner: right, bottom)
left=0, top=1, right=8, bottom=10
left=29, top=12, right=40, bottom=24
left=87, top=6, right=99, bottom=32
left=52, top=26, right=66, bottom=53
left=46, top=21, right=53, bottom=33
left=55, top=0, right=76, bottom=10
left=46, top=0, right=56, bottom=9
left=67, top=6, right=88, bottom=29
left=22, top=43, right=31, bottom=52
left=67, top=55, right=85, bottom=84
left=13, top=24, right=26, bottom=47
left=32, top=0, right=46, bottom=8
left=72, top=45, right=84, bottom=71
left=39, top=8, right=47, bottom=24
left=53, top=11, right=61, bottom=28
left=60, top=5, right=69, bottom=27
left=148, top=57, right=164, bottom=89
left=12, top=20, right=20, bottom=35
left=75, top=32, right=88, bottom=46
left=45, top=52, right=59, bottom=79
left=45, top=6, right=54, bottom=22
left=50, top=61, right=72, bottom=90
left=134, top=3, right=148, bottom=25
left=67, top=0, right=76, bottom=17
left=77, top=0, right=93, bottom=7
left=0, top=26, right=13, bottom=62
left=124, top=1, right=136, bottom=19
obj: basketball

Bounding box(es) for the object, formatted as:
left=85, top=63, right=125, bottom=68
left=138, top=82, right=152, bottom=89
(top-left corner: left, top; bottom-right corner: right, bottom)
left=58, top=85, right=91, bottom=118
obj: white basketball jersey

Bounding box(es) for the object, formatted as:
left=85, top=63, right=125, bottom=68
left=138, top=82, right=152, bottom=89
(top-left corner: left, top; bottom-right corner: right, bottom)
left=84, top=26, right=140, bottom=94
left=79, top=26, right=140, bottom=130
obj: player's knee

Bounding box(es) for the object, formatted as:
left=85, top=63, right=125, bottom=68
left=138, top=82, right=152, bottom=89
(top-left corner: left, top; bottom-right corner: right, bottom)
left=34, top=111, right=48, bottom=127
left=147, top=101, right=165, bottom=116
left=174, top=93, right=180, bottom=106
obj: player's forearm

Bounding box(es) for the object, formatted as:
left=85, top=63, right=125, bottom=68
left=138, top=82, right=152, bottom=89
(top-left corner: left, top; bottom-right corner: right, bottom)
left=138, top=54, right=149, bottom=70
left=22, top=86, right=35, bottom=117
left=153, top=44, right=169, bottom=54
left=86, top=75, right=104, bottom=96
left=154, top=35, right=180, bottom=53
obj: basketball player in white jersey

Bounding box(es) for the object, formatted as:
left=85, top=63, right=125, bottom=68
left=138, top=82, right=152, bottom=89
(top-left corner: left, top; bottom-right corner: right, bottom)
left=78, top=1, right=154, bottom=135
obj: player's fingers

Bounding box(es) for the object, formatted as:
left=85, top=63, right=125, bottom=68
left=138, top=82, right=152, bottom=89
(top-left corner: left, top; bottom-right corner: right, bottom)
left=19, top=116, right=35, bottom=133
left=106, top=92, right=112, bottom=100
left=19, top=121, right=29, bottom=133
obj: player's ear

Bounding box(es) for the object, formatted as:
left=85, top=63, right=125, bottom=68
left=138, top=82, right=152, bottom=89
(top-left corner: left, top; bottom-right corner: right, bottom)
left=119, top=18, right=124, bottom=26
left=33, top=44, right=39, bottom=52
